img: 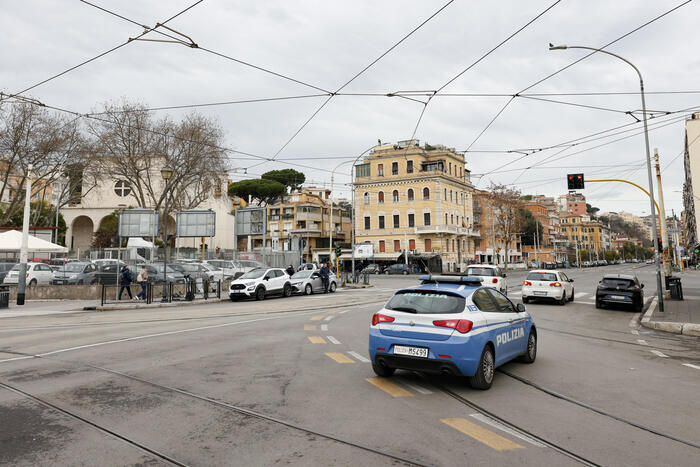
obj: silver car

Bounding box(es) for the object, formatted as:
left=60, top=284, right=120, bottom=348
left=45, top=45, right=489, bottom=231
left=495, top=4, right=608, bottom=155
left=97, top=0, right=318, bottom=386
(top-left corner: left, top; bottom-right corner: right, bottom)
left=289, top=269, right=337, bottom=295
left=51, top=262, right=98, bottom=285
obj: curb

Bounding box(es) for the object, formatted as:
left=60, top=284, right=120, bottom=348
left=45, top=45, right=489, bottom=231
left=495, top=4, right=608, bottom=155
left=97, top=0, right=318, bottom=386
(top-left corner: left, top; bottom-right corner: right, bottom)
left=640, top=297, right=700, bottom=336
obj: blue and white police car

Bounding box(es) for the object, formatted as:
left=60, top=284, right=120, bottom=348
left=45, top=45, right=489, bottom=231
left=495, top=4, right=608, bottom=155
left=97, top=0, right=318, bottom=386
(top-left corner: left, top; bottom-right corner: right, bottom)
left=369, top=275, right=537, bottom=390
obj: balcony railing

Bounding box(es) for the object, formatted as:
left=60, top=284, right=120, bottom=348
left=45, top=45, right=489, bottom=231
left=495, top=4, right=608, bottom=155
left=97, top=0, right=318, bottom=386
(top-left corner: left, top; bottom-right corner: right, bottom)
left=414, top=225, right=481, bottom=236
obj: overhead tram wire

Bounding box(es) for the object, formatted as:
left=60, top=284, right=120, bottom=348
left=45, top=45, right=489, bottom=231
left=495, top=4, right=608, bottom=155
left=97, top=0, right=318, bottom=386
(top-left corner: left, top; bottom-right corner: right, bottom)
left=246, top=0, right=457, bottom=171
left=1, top=0, right=205, bottom=102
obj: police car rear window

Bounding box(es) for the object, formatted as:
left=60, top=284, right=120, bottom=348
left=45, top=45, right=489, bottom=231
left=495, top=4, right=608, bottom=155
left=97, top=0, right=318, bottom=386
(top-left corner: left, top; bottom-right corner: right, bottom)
left=385, top=291, right=465, bottom=314
left=526, top=272, right=557, bottom=281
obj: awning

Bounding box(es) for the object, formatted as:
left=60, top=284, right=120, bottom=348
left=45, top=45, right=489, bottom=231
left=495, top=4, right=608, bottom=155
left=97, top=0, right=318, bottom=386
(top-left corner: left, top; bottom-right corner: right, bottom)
left=0, top=230, right=68, bottom=253
left=127, top=237, right=155, bottom=248
left=339, top=252, right=401, bottom=260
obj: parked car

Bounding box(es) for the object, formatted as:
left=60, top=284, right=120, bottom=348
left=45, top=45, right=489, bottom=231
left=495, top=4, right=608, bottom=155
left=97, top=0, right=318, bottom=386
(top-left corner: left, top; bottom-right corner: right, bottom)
left=383, top=263, right=410, bottom=275
left=51, top=262, right=98, bottom=285
left=289, top=269, right=337, bottom=295
left=595, top=274, right=644, bottom=312
left=205, top=260, right=244, bottom=279
left=95, top=260, right=127, bottom=285
left=465, top=265, right=507, bottom=294
left=141, top=263, right=186, bottom=285
left=170, top=262, right=209, bottom=282
left=361, top=263, right=382, bottom=274
left=3, top=262, right=54, bottom=286
left=0, top=262, right=17, bottom=283
left=522, top=270, right=574, bottom=305
left=229, top=267, right=292, bottom=301
left=199, top=262, right=231, bottom=282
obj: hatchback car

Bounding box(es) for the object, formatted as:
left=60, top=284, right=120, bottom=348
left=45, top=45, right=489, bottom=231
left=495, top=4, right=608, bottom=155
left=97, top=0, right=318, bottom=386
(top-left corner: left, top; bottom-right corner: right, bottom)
left=51, top=262, right=98, bottom=285
left=465, top=265, right=507, bottom=294
left=361, top=263, right=382, bottom=274
left=0, top=262, right=17, bottom=283
left=229, top=267, right=292, bottom=301
left=3, top=262, right=54, bottom=286
left=369, top=275, right=536, bottom=390
left=522, top=270, right=574, bottom=305
left=289, top=269, right=337, bottom=294
left=595, top=274, right=644, bottom=312
left=384, top=263, right=410, bottom=275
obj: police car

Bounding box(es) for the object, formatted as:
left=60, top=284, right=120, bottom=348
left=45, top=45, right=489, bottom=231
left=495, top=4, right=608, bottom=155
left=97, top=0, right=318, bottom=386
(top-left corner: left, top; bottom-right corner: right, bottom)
left=369, top=275, right=536, bottom=390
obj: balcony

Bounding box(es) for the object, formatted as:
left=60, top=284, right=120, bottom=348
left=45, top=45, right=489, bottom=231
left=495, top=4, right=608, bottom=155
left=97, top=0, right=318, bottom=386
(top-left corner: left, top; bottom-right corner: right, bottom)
left=414, top=225, right=481, bottom=236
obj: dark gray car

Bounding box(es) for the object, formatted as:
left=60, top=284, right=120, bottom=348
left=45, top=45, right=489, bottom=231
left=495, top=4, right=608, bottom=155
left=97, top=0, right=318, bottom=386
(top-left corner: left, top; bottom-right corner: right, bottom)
left=0, top=262, right=17, bottom=283
left=51, top=262, right=98, bottom=285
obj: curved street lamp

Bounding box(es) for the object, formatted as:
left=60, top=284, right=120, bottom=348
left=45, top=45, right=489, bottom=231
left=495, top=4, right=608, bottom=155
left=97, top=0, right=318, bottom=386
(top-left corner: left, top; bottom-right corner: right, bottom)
left=549, top=44, right=664, bottom=312
left=160, top=165, right=174, bottom=302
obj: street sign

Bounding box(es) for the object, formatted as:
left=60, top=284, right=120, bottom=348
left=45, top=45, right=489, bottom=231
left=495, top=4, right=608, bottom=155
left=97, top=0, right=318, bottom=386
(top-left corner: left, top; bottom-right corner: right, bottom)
left=235, top=207, right=267, bottom=236
left=176, top=210, right=216, bottom=237
left=354, top=243, right=374, bottom=258
left=118, top=209, right=159, bottom=237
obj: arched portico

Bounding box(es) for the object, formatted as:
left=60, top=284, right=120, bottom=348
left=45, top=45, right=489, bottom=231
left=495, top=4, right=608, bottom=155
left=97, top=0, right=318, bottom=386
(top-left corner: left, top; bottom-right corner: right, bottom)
left=70, top=216, right=94, bottom=252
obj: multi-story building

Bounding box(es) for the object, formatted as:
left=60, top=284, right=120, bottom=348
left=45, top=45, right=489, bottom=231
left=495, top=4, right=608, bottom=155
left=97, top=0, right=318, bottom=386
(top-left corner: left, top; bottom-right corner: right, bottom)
left=560, top=214, right=612, bottom=258
left=683, top=112, right=700, bottom=250
left=353, top=140, right=478, bottom=272
left=523, top=195, right=560, bottom=246
left=563, top=193, right=587, bottom=216
left=473, top=189, right=522, bottom=265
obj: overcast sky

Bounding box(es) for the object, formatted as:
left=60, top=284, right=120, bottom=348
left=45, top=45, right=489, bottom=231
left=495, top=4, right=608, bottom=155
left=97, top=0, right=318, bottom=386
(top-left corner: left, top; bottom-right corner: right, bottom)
left=3, top=0, right=699, bottom=217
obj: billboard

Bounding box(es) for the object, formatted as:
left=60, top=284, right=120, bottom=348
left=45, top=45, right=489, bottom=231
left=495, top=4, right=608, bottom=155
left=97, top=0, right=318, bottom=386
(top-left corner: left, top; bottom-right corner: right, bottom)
left=176, top=210, right=216, bottom=237
left=354, top=243, right=374, bottom=258
left=118, top=209, right=159, bottom=238
left=235, top=207, right=266, bottom=236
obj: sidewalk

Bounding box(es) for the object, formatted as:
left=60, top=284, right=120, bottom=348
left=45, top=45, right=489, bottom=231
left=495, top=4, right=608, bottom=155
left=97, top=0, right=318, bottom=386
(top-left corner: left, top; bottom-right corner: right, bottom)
left=641, top=270, right=700, bottom=336
left=0, top=300, right=95, bottom=318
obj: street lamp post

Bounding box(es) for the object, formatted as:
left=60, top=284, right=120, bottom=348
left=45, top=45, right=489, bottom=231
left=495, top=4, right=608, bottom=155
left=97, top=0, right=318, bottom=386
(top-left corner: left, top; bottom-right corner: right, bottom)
left=17, top=165, right=32, bottom=306
left=329, top=161, right=353, bottom=269
left=160, top=165, right=173, bottom=302
left=549, top=44, right=665, bottom=312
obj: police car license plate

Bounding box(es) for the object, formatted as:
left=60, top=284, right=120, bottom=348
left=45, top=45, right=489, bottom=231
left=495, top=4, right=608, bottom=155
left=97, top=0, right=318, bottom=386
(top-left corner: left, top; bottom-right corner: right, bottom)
left=394, top=345, right=428, bottom=358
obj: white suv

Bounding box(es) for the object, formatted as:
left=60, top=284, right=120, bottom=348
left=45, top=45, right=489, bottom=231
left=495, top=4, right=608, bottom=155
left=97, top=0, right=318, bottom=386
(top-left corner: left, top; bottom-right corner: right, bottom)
left=465, top=265, right=508, bottom=294
left=229, top=267, right=292, bottom=301
left=3, top=262, right=54, bottom=286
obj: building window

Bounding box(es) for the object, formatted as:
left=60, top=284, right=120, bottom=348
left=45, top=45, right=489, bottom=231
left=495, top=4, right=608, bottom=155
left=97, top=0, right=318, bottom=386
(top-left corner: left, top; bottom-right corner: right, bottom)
left=363, top=192, right=370, bottom=205
left=423, top=187, right=430, bottom=200
left=379, top=240, right=385, bottom=252
left=393, top=214, right=399, bottom=228
left=378, top=215, right=385, bottom=229
left=407, top=188, right=414, bottom=201
left=394, top=239, right=401, bottom=252
left=450, top=190, right=453, bottom=202
left=364, top=216, right=370, bottom=230
left=446, top=239, right=449, bottom=252
left=409, top=239, right=416, bottom=250
left=444, top=188, right=447, bottom=200
left=378, top=191, right=384, bottom=203
left=355, top=164, right=370, bottom=178
left=445, top=213, right=448, bottom=224
left=407, top=160, right=414, bottom=173
left=408, top=213, right=415, bottom=227
left=392, top=190, right=399, bottom=202
left=424, top=212, right=431, bottom=226
left=114, top=180, right=131, bottom=197
left=378, top=164, right=384, bottom=176
left=425, top=238, right=432, bottom=251
left=451, top=214, right=454, bottom=224
left=449, top=162, right=452, bottom=175
left=391, top=162, right=398, bottom=175
left=452, top=239, right=456, bottom=251
left=460, top=167, right=463, bottom=178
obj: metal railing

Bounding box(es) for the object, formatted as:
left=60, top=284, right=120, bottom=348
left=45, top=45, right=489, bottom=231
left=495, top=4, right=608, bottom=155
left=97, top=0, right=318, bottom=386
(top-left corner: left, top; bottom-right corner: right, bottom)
left=100, top=279, right=221, bottom=306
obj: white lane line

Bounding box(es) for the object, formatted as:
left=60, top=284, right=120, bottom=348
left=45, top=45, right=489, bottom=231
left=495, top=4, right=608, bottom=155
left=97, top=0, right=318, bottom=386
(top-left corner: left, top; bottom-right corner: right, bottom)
left=579, top=301, right=595, bottom=305
left=637, top=339, right=649, bottom=346
left=338, top=310, right=349, bottom=314
left=682, top=363, right=700, bottom=370
left=347, top=351, right=370, bottom=363
left=629, top=313, right=640, bottom=328
left=327, top=336, right=341, bottom=345
left=320, top=324, right=328, bottom=331
left=403, top=383, right=433, bottom=395
left=574, top=292, right=588, bottom=299
left=469, top=414, right=545, bottom=448
left=630, top=330, right=639, bottom=335
left=323, top=316, right=334, bottom=321
left=650, top=350, right=668, bottom=358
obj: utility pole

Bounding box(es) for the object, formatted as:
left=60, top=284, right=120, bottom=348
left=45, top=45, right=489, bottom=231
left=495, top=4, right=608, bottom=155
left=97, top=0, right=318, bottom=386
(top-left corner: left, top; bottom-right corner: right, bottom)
left=17, top=165, right=32, bottom=306
left=654, top=149, right=670, bottom=278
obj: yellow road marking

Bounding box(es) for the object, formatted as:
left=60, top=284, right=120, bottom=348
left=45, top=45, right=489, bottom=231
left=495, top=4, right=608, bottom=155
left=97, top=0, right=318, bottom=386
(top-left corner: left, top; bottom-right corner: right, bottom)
left=325, top=352, right=355, bottom=363
left=310, top=316, right=324, bottom=321
left=326, top=310, right=339, bottom=314
left=440, top=418, right=524, bottom=451
left=304, top=325, right=317, bottom=331
left=308, top=336, right=327, bottom=344
left=366, top=378, right=414, bottom=397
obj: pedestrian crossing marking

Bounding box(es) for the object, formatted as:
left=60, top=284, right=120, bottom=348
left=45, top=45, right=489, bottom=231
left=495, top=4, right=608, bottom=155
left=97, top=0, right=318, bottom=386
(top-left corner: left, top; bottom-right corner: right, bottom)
left=310, top=316, right=324, bottom=321
left=308, top=336, right=327, bottom=344
left=441, top=418, right=524, bottom=451
left=366, top=377, right=414, bottom=397
left=304, top=325, right=317, bottom=331
left=325, top=352, right=355, bottom=363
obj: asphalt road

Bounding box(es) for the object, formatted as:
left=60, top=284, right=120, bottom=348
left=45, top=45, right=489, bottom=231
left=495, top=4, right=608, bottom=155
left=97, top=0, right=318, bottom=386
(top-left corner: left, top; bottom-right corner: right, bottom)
left=1, top=264, right=699, bottom=466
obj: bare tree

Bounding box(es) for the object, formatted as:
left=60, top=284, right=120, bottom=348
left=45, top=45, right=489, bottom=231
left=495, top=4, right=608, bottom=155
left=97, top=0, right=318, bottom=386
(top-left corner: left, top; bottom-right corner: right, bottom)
left=487, top=183, right=524, bottom=268
left=0, top=102, right=86, bottom=226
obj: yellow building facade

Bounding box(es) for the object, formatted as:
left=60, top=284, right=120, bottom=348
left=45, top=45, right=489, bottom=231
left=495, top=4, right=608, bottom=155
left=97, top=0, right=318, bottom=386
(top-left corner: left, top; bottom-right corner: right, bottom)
left=353, top=141, right=478, bottom=272
left=560, top=214, right=611, bottom=256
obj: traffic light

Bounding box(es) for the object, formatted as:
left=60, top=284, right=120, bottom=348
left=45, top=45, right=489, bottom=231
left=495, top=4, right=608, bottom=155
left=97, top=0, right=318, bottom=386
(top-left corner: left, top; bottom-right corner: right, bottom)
left=657, top=237, right=663, bottom=251
left=567, top=173, right=585, bottom=190
left=335, top=244, right=342, bottom=258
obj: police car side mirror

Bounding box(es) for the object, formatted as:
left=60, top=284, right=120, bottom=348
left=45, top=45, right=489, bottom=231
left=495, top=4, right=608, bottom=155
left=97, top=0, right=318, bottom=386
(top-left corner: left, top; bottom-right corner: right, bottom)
left=516, top=303, right=526, bottom=313
left=569, top=279, right=574, bottom=282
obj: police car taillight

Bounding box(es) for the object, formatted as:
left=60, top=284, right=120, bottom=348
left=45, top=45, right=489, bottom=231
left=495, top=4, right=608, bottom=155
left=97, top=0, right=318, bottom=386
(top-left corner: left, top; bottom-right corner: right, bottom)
left=523, top=281, right=532, bottom=286
left=433, top=319, right=473, bottom=334
left=549, top=282, right=562, bottom=287
left=492, top=278, right=498, bottom=283
left=372, top=313, right=395, bottom=326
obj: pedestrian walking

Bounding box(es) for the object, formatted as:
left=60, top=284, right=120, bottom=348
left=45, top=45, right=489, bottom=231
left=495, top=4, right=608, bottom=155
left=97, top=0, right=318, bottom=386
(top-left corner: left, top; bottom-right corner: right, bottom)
left=136, top=266, right=148, bottom=301
left=319, top=262, right=330, bottom=293
left=285, top=264, right=295, bottom=277
left=119, top=265, right=133, bottom=300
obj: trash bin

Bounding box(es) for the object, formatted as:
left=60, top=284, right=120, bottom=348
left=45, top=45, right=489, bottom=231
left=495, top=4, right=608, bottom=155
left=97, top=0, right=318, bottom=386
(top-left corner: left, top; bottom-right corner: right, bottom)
left=0, top=285, right=9, bottom=308
left=667, top=276, right=683, bottom=300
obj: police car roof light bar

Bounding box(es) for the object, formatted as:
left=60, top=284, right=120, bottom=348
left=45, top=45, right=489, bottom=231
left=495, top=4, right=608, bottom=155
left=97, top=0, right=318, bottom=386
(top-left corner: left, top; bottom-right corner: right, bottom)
left=418, top=274, right=483, bottom=284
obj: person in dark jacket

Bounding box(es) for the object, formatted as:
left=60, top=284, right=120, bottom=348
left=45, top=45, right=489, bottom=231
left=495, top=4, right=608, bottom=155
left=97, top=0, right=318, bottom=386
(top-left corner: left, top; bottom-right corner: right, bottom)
left=319, top=263, right=330, bottom=293
left=119, top=265, right=133, bottom=300
left=285, top=265, right=295, bottom=277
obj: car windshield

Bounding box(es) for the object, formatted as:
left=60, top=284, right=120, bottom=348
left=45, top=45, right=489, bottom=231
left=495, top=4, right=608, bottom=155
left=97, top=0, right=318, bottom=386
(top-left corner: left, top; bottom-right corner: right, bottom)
left=526, top=272, right=557, bottom=281
left=466, top=267, right=495, bottom=277
left=385, top=290, right=465, bottom=314
left=10, top=264, right=21, bottom=271
left=61, top=263, right=87, bottom=272
left=292, top=270, right=312, bottom=279
left=601, top=278, right=635, bottom=288
left=240, top=268, right=266, bottom=279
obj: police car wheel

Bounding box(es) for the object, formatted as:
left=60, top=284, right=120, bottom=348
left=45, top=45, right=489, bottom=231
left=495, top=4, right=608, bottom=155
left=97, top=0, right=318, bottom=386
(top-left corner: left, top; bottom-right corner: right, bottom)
left=255, top=287, right=265, bottom=301
left=469, top=346, right=495, bottom=390
left=305, top=284, right=313, bottom=295
left=518, top=331, right=537, bottom=364
left=372, top=362, right=395, bottom=377
left=329, top=282, right=336, bottom=292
